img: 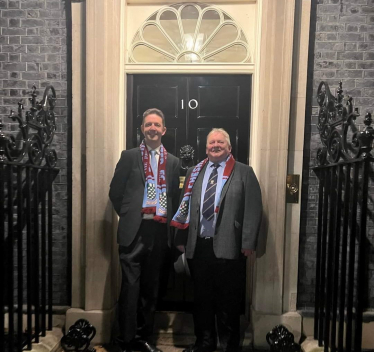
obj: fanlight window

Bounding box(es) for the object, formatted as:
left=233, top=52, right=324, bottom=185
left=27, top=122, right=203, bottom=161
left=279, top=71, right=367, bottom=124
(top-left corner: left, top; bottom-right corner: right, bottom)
left=129, top=3, right=251, bottom=64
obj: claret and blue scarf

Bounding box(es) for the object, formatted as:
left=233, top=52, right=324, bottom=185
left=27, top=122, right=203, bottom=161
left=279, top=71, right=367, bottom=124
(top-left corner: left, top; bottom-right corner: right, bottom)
left=140, top=141, right=168, bottom=223
left=171, top=154, right=235, bottom=229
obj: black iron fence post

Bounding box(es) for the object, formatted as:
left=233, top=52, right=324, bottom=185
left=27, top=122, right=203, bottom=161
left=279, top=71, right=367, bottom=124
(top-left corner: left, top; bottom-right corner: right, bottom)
left=41, top=170, right=47, bottom=337
left=48, top=169, right=53, bottom=331
left=330, top=164, right=343, bottom=352
left=16, top=166, right=23, bottom=352
left=338, top=163, right=351, bottom=351
left=0, top=86, right=59, bottom=351
left=0, top=163, right=5, bottom=352
left=313, top=81, right=374, bottom=352
left=314, top=171, right=324, bottom=340
left=7, top=165, right=14, bottom=352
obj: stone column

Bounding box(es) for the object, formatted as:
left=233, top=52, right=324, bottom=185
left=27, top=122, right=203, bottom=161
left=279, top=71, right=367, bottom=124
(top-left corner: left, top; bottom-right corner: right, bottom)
left=284, top=0, right=311, bottom=315
left=67, top=0, right=125, bottom=344
left=250, top=0, right=310, bottom=348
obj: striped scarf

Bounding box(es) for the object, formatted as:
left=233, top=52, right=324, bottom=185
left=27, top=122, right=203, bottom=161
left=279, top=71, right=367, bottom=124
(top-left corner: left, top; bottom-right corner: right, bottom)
left=171, top=154, right=235, bottom=229
left=140, top=141, right=168, bottom=223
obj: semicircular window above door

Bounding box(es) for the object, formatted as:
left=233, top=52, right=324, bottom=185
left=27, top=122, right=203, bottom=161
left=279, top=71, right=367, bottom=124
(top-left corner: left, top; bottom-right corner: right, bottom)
left=129, top=3, right=252, bottom=64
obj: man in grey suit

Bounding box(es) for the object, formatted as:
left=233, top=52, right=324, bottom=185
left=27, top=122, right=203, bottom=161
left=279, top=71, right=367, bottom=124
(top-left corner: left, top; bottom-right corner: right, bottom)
left=173, top=128, right=262, bottom=352
left=109, top=108, right=180, bottom=352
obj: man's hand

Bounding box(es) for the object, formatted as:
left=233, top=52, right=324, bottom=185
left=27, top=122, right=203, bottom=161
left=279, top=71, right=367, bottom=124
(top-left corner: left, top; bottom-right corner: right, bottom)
left=241, top=248, right=255, bottom=257
left=177, top=245, right=185, bottom=253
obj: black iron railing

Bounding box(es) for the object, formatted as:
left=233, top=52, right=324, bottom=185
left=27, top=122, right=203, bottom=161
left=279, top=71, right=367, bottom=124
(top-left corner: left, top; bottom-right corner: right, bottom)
left=313, top=81, right=373, bottom=352
left=0, top=86, right=59, bottom=352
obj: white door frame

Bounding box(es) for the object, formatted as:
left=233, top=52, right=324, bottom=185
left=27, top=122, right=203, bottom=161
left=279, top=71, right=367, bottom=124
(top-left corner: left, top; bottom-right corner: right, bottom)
left=68, top=0, right=311, bottom=348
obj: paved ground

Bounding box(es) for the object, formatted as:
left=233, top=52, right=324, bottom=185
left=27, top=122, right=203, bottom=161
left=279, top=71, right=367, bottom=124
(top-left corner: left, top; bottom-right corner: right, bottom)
left=92, top=345, right=262, bottom=352
left=93, top=344, right=187, bottom=352
left=56, top=312, right=265, bottom=352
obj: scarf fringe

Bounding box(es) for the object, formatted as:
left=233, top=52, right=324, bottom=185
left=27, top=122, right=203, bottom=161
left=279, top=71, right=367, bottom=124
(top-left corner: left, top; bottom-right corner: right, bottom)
left=170, top=220, right=189, bottom=229
left=141, top=207, right=156, bottom=214
left=154, top=215, right=167, bottom=223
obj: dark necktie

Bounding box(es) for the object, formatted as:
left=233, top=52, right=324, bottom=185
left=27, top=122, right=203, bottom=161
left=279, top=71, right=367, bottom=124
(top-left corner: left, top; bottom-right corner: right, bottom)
left=202, top=164, right=219, bottom=221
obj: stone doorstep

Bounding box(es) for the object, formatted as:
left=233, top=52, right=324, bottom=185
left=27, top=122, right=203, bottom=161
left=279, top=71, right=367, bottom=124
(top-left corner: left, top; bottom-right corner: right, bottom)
left=34, top=312, right=374, bottom=351
left=5, top=314, right=65, bottom=352
left=301, top=338, right=374, bottom=352
left=300, top=338, right=322, bottom=352
left=152, top=312, right=253, bottom=350
left=301, top=315, right=374, bottom=351
left=29, top=327, right=63, bottom=352
left=32, top=312, right=254, bottom=352
left=153, top=330, right=253, bottom=349
left=154, top=312, right=195, bottom=335
left=4, top=311, right=66, bottom=330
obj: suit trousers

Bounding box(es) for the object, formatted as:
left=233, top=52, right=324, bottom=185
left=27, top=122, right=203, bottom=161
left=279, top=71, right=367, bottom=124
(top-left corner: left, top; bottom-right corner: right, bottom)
left=118, top=220, right=168, bottom=343
left=188, top=237, right=246, bottom=352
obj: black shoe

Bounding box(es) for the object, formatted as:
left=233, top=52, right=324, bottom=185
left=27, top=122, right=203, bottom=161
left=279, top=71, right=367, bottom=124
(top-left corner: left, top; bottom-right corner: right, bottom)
left=121, top=346, right=134, bottom=352
left=116, top=340, right=133, bottom=352
left=131, top=339, right=163, bottom=352
left=183, top=344, right=216, bottom=352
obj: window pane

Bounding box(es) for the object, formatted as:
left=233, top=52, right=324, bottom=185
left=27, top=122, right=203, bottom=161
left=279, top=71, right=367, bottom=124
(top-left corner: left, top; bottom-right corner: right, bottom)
left=160, top=10, right=183, bottom=51
left=177, top=53, right=201, bottom=63
left=204, top=44, right=247, bottom=63
left=181, top=5, right=199, bottom=51
left=194, top=10, right=220, bottom=52
left=203, top=24, right=238, bottom=55
left=129, top=3, right=250, bottom=64
left=133, top=45, right=174, bottom=63
left=143, top=24, right=178, bottom=55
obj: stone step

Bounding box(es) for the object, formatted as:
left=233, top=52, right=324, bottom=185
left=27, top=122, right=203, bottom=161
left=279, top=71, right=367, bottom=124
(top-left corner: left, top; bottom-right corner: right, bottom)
left=152, top=311, right=195, bottom=349
left=56, top=312, right=254, bottom=352
left=152, top=312, right=253, bottom=350
left=154, top=312, right=194, bottom=335
left=154, top=333, right=195, bottom=348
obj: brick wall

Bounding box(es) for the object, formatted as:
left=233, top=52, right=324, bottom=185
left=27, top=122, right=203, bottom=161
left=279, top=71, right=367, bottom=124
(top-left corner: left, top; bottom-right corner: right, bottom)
left=298, top=0, right=374, bottom=310
left=0, top=0, right=69, bottom=305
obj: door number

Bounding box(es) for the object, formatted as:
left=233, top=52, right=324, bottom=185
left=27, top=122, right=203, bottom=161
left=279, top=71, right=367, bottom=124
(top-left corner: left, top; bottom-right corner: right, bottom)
left=181, top=99, right=199, bottom=110
left=188, top=99, right=198, bottom=109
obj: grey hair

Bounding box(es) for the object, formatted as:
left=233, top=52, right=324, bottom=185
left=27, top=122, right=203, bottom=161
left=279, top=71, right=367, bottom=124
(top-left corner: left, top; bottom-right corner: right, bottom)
left=206, top=128, right=231, bottom=147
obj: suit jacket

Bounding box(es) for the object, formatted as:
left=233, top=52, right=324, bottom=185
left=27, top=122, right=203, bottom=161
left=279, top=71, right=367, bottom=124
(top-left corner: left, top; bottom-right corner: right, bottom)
left=109, top=147, right=180, bottom=247
left=175, top=161, right=262, bottom=260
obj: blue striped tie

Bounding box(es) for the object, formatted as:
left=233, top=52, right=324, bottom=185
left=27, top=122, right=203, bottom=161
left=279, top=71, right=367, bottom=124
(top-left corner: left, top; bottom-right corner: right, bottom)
left=202, top=164, right=219, bottom=221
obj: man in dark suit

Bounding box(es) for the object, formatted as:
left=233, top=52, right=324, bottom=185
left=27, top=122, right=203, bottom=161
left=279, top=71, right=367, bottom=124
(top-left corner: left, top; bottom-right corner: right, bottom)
left=173, top=128, right=262, bottom=352
left=109, top=108, right=180, bottom=352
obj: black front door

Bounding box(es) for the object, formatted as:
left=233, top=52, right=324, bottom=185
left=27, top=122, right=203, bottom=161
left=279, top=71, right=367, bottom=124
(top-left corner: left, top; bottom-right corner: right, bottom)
left=127, top=74, right=252, bottom=310
left=127, top=74, right=252, bottom=164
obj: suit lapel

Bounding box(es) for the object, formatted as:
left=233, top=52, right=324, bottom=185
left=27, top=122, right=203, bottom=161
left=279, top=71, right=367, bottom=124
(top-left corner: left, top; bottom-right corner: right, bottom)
left=193, top=163, right=207, bottom=208
left=165, top=153, right=171, bottom=194
left=137, top=148, right=146, bottom=184
left=217, top=162, right=236, bottom=207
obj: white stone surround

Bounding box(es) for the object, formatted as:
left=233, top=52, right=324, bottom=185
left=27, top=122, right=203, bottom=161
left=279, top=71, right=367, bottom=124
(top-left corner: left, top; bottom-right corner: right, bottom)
left=68, top=0, right=312, bottom=349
